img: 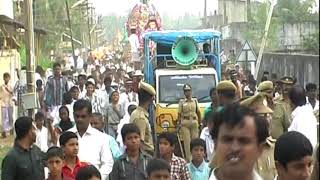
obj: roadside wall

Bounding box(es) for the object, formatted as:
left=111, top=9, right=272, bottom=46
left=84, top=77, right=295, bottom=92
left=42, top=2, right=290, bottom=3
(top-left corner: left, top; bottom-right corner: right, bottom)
left=258, top=52, right=319, bottom=87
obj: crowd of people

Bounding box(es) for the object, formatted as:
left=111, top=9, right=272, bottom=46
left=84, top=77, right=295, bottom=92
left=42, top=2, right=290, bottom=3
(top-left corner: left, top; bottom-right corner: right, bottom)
left=0, top=57, right=319, bottom=180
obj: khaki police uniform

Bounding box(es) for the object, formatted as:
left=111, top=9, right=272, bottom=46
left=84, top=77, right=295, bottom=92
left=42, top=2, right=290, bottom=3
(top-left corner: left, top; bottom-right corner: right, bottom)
left=178, top=84, right=200, bottom=161
left=258, top=81, right=275, bottom=110
left=270, top=77, right=294, bottom=139
left=130, top=82, right=155, bottom=153
left=241, top=93, right=277, bottom=180
left=255, top=137, right=277, bottom=180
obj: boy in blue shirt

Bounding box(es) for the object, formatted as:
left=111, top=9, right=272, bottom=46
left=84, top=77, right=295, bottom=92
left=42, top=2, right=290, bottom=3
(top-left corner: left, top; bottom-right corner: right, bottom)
left=187, top=138, right=211, bottom=180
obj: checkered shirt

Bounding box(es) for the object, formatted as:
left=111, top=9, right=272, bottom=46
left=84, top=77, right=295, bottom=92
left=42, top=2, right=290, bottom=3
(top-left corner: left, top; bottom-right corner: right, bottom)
left=170, top=154, right=191, bottom=180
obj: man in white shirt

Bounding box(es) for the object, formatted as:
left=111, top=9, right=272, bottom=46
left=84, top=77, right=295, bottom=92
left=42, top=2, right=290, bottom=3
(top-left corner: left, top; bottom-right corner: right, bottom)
left=68, top=49, right=84, bottom=73
left=128, top=25, right=140, bottom=64
left=306, top=83, right=319, bottom=113
left=288, top=85, right=317, bottom=148
left=68, top=99, right=114, bottom=179
left=128, top=28, right=140, bottom=54
left=209, top=104, right=268, bottom=180
left=34, top=112, right=48, bottom=152
left=200, top=113, right=214, bottom=161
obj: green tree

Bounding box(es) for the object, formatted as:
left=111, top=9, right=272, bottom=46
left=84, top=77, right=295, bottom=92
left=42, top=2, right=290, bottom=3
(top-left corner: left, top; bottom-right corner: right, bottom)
left=302, top=32, right=319, bottom=54
left=245, top=2, right=280, bottom=50
left=276, top=0, right=318, bottom=23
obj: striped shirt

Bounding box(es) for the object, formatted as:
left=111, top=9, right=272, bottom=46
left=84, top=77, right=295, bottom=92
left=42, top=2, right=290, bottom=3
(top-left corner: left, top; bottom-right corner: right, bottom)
left=44, top=75, right=68, bottom=106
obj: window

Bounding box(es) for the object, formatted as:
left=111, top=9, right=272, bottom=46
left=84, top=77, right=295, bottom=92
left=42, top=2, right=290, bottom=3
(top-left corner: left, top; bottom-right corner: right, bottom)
left=158, top=74, right=216, bottom=104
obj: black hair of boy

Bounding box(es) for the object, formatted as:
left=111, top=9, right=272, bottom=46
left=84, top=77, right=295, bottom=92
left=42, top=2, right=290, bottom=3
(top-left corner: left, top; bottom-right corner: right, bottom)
left=59, top=105, right=69, bottom=114
left=3, top=72, right=10, bottom=79
left=190, top=138, right=206, bottom=152
left=76, top=165, right=101, bottom=180
left=121, top=123, right=140, bottom=142
left=274, top=131, right=313, bottom=169
left=158, top=132, right=177, bottom=146
left=46, top=146, right=64, bottom=160
left=146, top=158, right=171, bottom=176
left=92, top=112, right=103, bottom=119
left=63, top=92, right=73, bottom=105
left=70, top=86, right=80, bottom=92
left=53, top=62, right=61, bottom=69
left=59, top=131, right=78, bottom=146
left=35, top=111, right=45, bottom=121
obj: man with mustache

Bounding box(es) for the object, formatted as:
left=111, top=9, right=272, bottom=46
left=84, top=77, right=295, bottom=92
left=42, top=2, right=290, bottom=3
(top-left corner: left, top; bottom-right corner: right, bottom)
left=209, top=103, right=269, bottom=180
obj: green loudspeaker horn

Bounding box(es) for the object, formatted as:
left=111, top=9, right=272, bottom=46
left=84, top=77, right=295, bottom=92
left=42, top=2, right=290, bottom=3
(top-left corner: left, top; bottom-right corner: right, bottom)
left=172, top=36, right=199, bottom=66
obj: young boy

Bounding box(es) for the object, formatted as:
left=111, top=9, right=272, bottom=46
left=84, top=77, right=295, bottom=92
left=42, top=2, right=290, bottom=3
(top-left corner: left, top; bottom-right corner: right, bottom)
left=200, top=111, right=214, bottom=161
left=34, top=111, right=49, bottom=152
left=46, top=146, right=64, bottom=180
left=69, top=86, right=80, bottom=102
left=0, top=72, right=14, bottom=138
left=146, top=159, right=171, bottom=180
left=187, top=138, right=211, bottom=180
left=90, top=112, right=122, bottom=160
left=110, top=123, right=152, bottom=180
left=158, top=132, right=191, bottom=180
left=275, top=131, right=314, bottom=180
left=59, top=131, right=88, bottom=179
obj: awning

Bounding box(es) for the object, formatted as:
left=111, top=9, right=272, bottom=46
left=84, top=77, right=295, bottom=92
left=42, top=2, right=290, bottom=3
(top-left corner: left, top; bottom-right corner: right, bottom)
left=0, top=15, right=47, bottom=34
left=143, top=29, right=222, bottom=45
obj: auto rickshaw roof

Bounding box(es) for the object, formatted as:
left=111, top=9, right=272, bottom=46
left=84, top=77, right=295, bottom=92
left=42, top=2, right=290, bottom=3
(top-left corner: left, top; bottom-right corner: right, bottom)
left=143, top=29, right=222, bottom=45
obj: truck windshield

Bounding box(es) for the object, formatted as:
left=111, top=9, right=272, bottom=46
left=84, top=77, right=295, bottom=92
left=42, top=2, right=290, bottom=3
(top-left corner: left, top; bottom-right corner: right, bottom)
left=158, top=74, right=216, bottom=104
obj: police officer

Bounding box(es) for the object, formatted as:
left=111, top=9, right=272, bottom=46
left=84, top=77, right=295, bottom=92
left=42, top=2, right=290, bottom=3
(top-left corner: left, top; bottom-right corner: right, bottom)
left=216, top=80, right=237, bottom=108
left=257, top=80, right=274, bottom=109
left=130, top=81, right=155, bottom=155
left=178, top=84, right=201, bottom=161
left=229, top=70, right=242, bottom=100
left=271, top=76, right=295, bottom=139
left=241, top=93, right=277, bottom=180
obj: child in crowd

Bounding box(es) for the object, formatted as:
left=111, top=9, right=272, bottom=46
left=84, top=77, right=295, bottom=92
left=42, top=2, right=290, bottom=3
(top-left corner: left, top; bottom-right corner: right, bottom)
left=90, top=113, right=122, bottom=160
left=76, top=165, right=101, bottom=180
left=63, top=92, right=74, bottom=122
left=55, top=106, right=74, bottom=134
left=158, top=132, right=191, bottom=180
left=200, top=111, right=214, bottom=161
left=187, top=138, right=211, bottom=180
left=146, top=159, right=171, bottom=180
left=110, top=123, right=152, bottom=180
left=0, top=72, right=14, bottom=138
left=34, top=112, right=49, bottom=152
left=69, top=86, right=80, bottom=102
left=46, top=146, right=64, bottom=180
left=59, top=131, right=88, bottom=180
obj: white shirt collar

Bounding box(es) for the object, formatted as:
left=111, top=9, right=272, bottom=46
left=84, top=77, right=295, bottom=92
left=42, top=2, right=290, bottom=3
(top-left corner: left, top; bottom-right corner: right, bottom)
left=69, top=125, right=97, bottom=136
left=209, top=168, right=263, bottom=180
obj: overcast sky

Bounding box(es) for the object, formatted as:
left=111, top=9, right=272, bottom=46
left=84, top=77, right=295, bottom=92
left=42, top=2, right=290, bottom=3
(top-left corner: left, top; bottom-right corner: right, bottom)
left=92, top=0, right=218, bottom=17
left=92, top=0, right=319, bottom=17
